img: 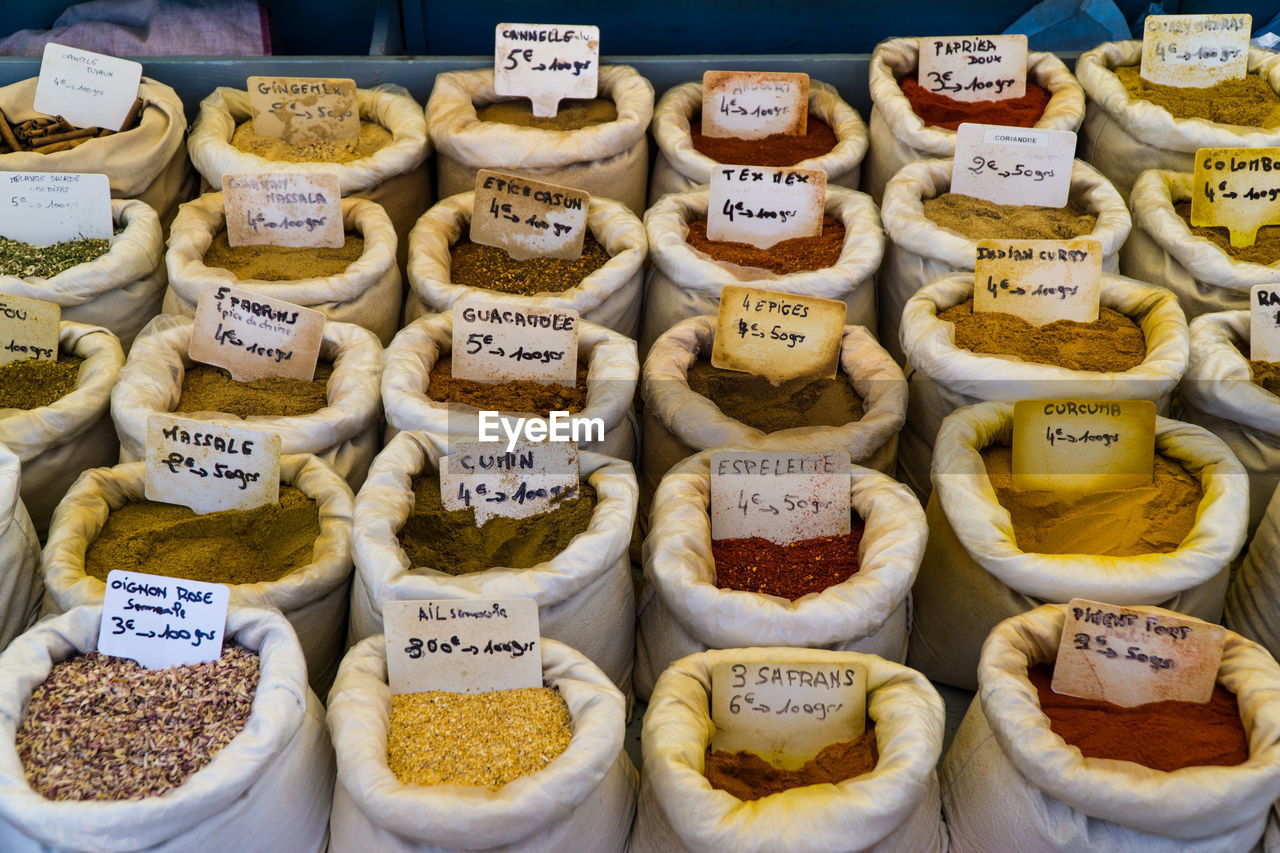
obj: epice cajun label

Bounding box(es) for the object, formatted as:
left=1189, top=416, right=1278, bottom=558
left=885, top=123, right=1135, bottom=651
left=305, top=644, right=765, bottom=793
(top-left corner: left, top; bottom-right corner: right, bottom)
left=494, top=23, right=599, bottom=118
left=1252, top=284, right=1280, bottom=362
left=1012, top=399, right=1155, bottom=493
left=1191, top=147, right=1280, bottom=248
left=916, top=35, right=1028, bottom=103
left=1141, top=14, right=1250, bottom=88
left=471, top=170, right=589, bottom=260
left=700, top=71, right=809, bottom=139
left=711, top=284, right=845, bottom=384
left=247, top=76, right=359, bottom=144
left=707, top=164, right=826, bottom=249
left=710, top=450, right=852, bottom=545
left=973, top=238, right=1102, bottom=325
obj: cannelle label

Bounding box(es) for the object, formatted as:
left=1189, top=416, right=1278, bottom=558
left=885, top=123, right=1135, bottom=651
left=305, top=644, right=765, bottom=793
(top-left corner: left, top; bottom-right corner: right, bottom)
left=1141, top=13, right=1251, bottom=88
left=916, top=35, right=1028, bottom=103
left=221, top=171, right=344, bottom=248
left=951, top=123, right=1075, bottom=207
left=144, top=415, right=281, bottom=514
left=1191, top=147, right=1280, bottom=249
left=439, top=438, right=580, bottom=525
left=34, top=43, right=141, bottom=131
left=189, top=283, right=324, bottom=382
left=709, top=450, right=852, bottom=545
left=451, top=297, right=579, bottom=386
left=1252, top=284, right=1280, bottom=362
left=700, top=71, right=809, bottom=139
left=98, top=569, right=230, bottom=669
left=0, top=171, right=112, bottom=246
left=706, top=164, right=826, bottom=249
left=0, top=294, right=59, bottom=367
left=1012, top=399, right=1156, bottom=493
left=973, top=238, right=1102, bottom=325
left=471, top=170, right=589, bottom=260
left=384, top=598, right=541, bottom=694
left=247, top=76, right=359, bottom=144
left=711, top=284, right=844, bottom=384
left=494, top=23, right=600, bottom=117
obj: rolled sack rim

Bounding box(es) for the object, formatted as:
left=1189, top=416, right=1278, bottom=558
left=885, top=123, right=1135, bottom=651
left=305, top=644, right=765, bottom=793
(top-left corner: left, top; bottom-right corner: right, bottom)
left=1182, top=310, right=1280, bottom=434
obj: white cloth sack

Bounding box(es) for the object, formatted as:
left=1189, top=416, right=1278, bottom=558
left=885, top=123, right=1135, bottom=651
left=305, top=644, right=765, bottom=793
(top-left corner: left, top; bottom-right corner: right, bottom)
left=349, top=431, right=636, bottom=693
left=1077, top=41, right=1280, bottom=196
left=909, top=401, right=1248, bottom=690
left=1122, top=169, right=1275, bottom=318
left=897, top=272, right=1189, bottom=498
left=163, top=192, right=403, bottom=346
left=942, top=603, right=1280, bottom=852
left=630, top=646, right=946, bottom=853
left=0, top=604, right=334, bottom=853
left=639, top=185, right=884, bottom=356
left=634, top=450, right=926, bottom=701
left=112, top=313, right=383, bottom=488
left=864, top=38, right=1085, bottom=202
left=427, top=65, right=653, bottom=215
left=648, top=79, right=868, bottom=204
left=40, top=455, right=355, bottom=697
left=381, top=311, right=638, bottom=460
left=0, top=443, right=40, bottom=653
left=0, top=199, right=164, bottom=348
left=403, top=191, right=647, bottom=339
left=878, top=157, right=1131, bottom=363
left=327, top=636, right=637, bottom=853
left=1227, top=485, right=1280, bottom=669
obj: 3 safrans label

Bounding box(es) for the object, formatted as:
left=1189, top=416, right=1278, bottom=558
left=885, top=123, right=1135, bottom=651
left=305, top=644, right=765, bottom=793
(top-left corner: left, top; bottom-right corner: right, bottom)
left=144, top=415, right=281, bottom=514
left=973, top=238, right=1102, bottom=325
left=1012, top=399, right=1156, bottom=493
left=916, top=35, right=1028, bottom=103
left=439, top=438, right=580, bottom=525
left=707, top=164, right=826, bottom=250
left=494, top=23, right=600, bottom=118
left=1141, top=14, right=1250, bottom=88
left=711, top=284, right=844, bottom=384
left=247, top=76, right=359, bottom=145
left=34, top=43, right=141, bottom=131
left=0, top=172, right=112, bottom=246
left=0, top=294, right=59, bottom=367
left=1052, top=598, right=1226, bottom=707
left=700, top=71, right=809, bottom=139
left=188, top=283, right=324, bottom=382
left=710, top=450, right=851, bottom=545
left=1191, top=147, right=1280, bottom=248
left=98, top=570, right=229, bottom=670
left=451, top=297, right=579, bottom=386
left=710, top=660, right=867, bottom=770
left=221, top=172, right=344, bottom=249
left=951, top=123, right=1075, bottom=207
left=471, top=170, right=589, bottom=261
left=1252, top=284, right=1280, bottom=362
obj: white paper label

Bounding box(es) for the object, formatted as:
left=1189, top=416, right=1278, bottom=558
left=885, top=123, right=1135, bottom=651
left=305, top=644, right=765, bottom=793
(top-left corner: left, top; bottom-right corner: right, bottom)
left=34, top=43, right=141, bottom=131
left=144, top=415, right=281, bottom=514
left=471, top=170, right=589, bottom=260
left=1141, top=14, right=1251, bottom=87
left=710, top=284, right=845, bottom=384
left=707, top=164, right=826, bottom=250
left=0, top=294, right=59, bottom=367
left=494, top=23, right=600, bottom=118
left=917, top=35, right=1028, bottom=103
left=951, top=123, right=1076, bottom=207
left=0, top=172, right=112, bottom=246
left=247, top=76, right=359, bottom=144
left=710, top=450, right=851, bottom=545
left=451, top=298, right=579, bottom=386
left=98, top=570, right=229, bottom=669
left=700, top=70, right=809, bottom=139
left=440, top=439, right=579, bottom=525
left=221, top=172, right=343, bottom=249
left=1012, top=399, right=1156, bottom=493
left=1252, top=284, right=1280, bottom=362
left=188, top=283, right=324, bottom=382
left=973, top=238, right=1103, bottom=326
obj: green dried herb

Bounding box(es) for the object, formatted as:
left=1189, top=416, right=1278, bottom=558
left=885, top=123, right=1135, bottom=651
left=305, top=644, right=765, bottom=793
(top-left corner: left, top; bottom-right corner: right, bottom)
left=0, top=353, right=83, bottom=409
left=0, top=233, right=114, bottom=279
left=449, top=232, right=612, bottom=295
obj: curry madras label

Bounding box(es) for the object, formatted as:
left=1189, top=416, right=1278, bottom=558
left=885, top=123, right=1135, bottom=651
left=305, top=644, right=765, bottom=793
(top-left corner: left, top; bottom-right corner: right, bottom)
left=221, top=172, right=344, bottom=249
left=1141, top=14, right=1250, bottom=88
left=710, top=450, right=852, bottom=545
left=951, top=123, right=1075, bottom=207
left=0, top=294, right=59, bottom=367
left=973, top=238, right=1102, bottom=325
left=439, top=438, right=579, bottom=525
left=494, top=23, right=599, bottom=118
left=1252, top=284, right=1280, bottom=362
left=144, top=415, right=281, bottom=514
left=1012, top=399, right=1156, bottom=492
left=189, top=283, right=324, bottom=382
left=471, top=170, right=589, bottom=260
left=916, top=35, right=1028, bottom=103
left=707, top=164, right=826, bottom=249
left=711, top=284, right=844, bottom=384
left=1191, top=147, right=1280, bottom=248
left=700, top=71, right=809, bottom=139
left=247, top=76, right=359, bottom=144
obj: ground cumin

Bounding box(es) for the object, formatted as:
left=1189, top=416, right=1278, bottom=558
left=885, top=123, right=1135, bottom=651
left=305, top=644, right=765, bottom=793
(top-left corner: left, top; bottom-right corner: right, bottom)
left=476, top=97, right=618, bottom=130
left=686, top=359, right=864, bottom=432
left=230, top=119, right=393, bottom=162
left=690, top=115, right=838, bottom=166
left=1115, top=65, right=1280, bottom=128
left=704, top=723, right=878, bottom=800
left=1029, top=664, right=1248, bottom=771
left=0, top=353, right=83, bottom=409
left=1174, top=201, right=1280, bottom=265
left=449, top=232, right=611, bottom=295
left=939, top=299, right=1147, bottom=372
left=1252, top=360, right=1280, bottom=395
left=899, top=76, right=1052, bottom=130
left=399, top=473, right=597, bottom=574
left=176, top=362, right=333, bottom=418
left=427, top=355, right=587, bottom=416
left=84, top=486, right=320, bottom=585
left=922, top=193, right=1096, bottom=241
left=685, top=215, right=845, bottom=273
left=203, top=230, right=364, bottom=280
left=713, top=522, right=865, bottom=600
left=982, top=445, right=1202, bottom=555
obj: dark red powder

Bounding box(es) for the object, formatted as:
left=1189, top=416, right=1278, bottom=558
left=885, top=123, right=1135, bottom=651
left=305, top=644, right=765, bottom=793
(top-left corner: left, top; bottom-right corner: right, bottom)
left=690, top=116, right=839, bottom=167
left=712, top=522, right=865, bottom=600
left=704, top=722, right=878, bottom=800
left=899, top=76, right=1051, bottom=131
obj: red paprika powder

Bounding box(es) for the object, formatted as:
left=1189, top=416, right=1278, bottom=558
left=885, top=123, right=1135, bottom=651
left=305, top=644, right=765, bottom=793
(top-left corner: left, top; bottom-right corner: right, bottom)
left=685, top=215, right=845, bottom=274
left=712, top=520, right=865, bottom=600
left=899, top=76, right=1051, bottom=130
left=690, top=116, right=838, bottom=166
left=704, top=722, right=878, bottom=800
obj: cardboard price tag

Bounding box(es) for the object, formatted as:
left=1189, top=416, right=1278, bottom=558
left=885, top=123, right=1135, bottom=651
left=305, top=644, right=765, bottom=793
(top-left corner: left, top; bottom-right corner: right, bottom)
left=707, top=165, right=826, bottom=250
left=34, top=43, right=141, bottom=131
left=440, top=439, right=579, bottom=525
left=710, top=660, right=866, bottom=770
left=189, top=283, right=324, bottom=382
left=1252, top=284, right=1280, bottom=362
left=0, top=294, right=59, bottom=367
left=710, top=450, right=851, bottom=545
left=222, top=172, right=343, bottom=249
left=471, top=170, right=589, bottom=260
left=1191, top=148, right=1280, bottom=248
left=452, top=298, right=579, bottom=386
left=711, top=284, right=844, bottom=384
left=1052, top=598, right=1226, bottom=707
left=0, top=172, right=112, bottom=246
left=917, top=35, right=1028, bottom=103
left=98, top=570, right=229, bottom=670
left=1141, top=14, right=1251, bottom=88
left=384, top=598, right=541, bottom=695
left=951, top=123, right=1075, bottom=207
left=1012, top=399, right=1155, bottom=493
left=247, top=76, right=359, bottom=145
left=494, top=23, right=600, bottom=118
left=700, top=71, right=809, bottom=139
left=973, top=238, right=1102, bottom=325
left=144, top=415, right=281, bottom=514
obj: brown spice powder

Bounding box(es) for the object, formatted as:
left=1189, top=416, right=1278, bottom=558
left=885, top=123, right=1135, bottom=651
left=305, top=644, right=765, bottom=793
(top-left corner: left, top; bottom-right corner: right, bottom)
left=203, top=230, right=365, bottom=281
left=1115, top=65, right=1280, bottom=127
left=1174, top=201, right=1280, bottom=265
left=704, top=723, right=878, bottom=800
left=922, top=193, right=1097, bottom=241
left=175, top=362, right=333, bottom=418
left=898, top=76, right=1052, bottom=130
left=476, top=97, right=618, bottom=130
left=449, top=232, right=611, bottom=295
left=230, top=118, right=393, bottom=162
left=713, top=523, right=865, bottom=600
left=686, top=359, right=864, bottom=432
left=427, top=355, right=587, bottom=416
left=1251, top=360, right=1280, bottom=395
left=685, top=215, right=845, bottom=273
left=690, top=116, right=838, bottom=166
left=0, top=353, right=83, bottom=409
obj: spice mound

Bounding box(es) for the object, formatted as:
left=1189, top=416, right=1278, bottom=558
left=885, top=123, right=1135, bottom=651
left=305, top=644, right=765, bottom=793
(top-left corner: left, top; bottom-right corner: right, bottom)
left=450, top=232, right=611, bottom=295
left=685, top=215, right=845, bottom=274
left=477, top=97, right=618, bottom=130
left=689, top=116, right=838, bottom=167
left=400, top=473, right=597, bottom=574
left=1029, top=664, right=1247, bottom=771
left=686, top=359, right=864, bottom=432
left=0, top=233, right=112, bottom=278
left=176, top=362, right=333, bottom=418
left=388, top=687, right=573, bottom=789
left=230, top=119, right=393, bottom=163
left=922, top=193, right=1096, bottom=241
left=85, top=486, right=320, bottom=585
left=17, top=645, right=259, bottom=800
left=982, top=445, right=1202, bottom=555
left=705, top=724, right=878, bottom=800
left=0, top=353, right=83, bottom=409
left=714, top=523, right=865, bottom=600
left=898, top=76, right=1051, bottom=130
left=1174, top=201, right=1280, bottom=266
left=939, top=299, right=1147, bottom=372
left=1252, top=360, right=1280, bottom=396
left=204, top=230, right=364, bottom=280
left=1115, top=66, right=1280, bottom=127
left=427, top=355, right=588, bottom=416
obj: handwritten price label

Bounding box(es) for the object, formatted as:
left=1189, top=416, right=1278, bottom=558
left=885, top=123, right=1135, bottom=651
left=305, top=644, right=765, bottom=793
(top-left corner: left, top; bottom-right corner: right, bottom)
left=917, top=35, right=1027, bottom=103
left=247, top=76, right=358, bottom=145
left=494, top=23, right=599, bottom=118
left=144, top=415, right=281, bottom=514
left=189, top=283, right=324, bottom=382
left=707, top=164, right=826, bottom=250
left=1190, top=147, right=1280, bottom=249
left=98, top=570, right=229, bottom=669
left=471, top=170, right=589, bottom=260
left=0, top=172, right=112, bottom=247
left=710, top=450, right=851, bottom=545
left=1012, top=399, right=1155, bottom=493
left=701, top=70, right=809, bottom=139
left=1251, top=284, right=1280, bottom=362
left=222, top=172, right=343, bottom=249
left=0, top=294, right=59, bottom=367
left=711, top=284, right=844, bottom=384
left=451, top=297, right=579, bottom=386
left=439, top=438, right=579, bottom=525
left=34, top=43, right=141, bottom=131
left=1141, top=14, right=1250, bottom=88
left=973, top=238, right=1102, bottom=326
left=384, top=598, right=541, bottom=694
left=951, top=123, right=1075, bottom=207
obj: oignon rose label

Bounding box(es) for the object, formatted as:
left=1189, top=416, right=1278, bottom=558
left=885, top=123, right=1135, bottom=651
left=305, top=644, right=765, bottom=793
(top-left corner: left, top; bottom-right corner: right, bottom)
left=189, top=283, right=324, bottom=381
left=1141, top=14, right=1250, bottom=88
left=700, top=71, right=809, bottom=139
left=0, top=172, right=112, bottom=246
left=0, top=294, right=59, bottom=367
left=144, top=415, right=281, bottom=514
left=1012, top=399, right=1156, bottom=493
left=707, top=164, right=826, bottom=249
left=1191, top=147, right=1280, bottom=248
left=247, top=76, right=359, bottom=144
left=710, top=450, right=851, bottom=545
left=98, top=570, right=229, bottom=670
left=439, top=438, right=579, bottom=525
left=916, top=35, right=1028, bottom=103
left=711, top=284, right=845, bottom=384
left=451, top=298, right=579, bottom=386
left=34, top=43, right=141, bottom=131
left=221, top=172, right=344, bottom=249
left=494, top=23, right=599, bottom=118
left=951, top=123, right=1075, bottom=207
left=471, top=170, right=589, bottom=260
left=1252, top=284, right=1280, bottom=362
left=973, top=238, right=1102, bottom=325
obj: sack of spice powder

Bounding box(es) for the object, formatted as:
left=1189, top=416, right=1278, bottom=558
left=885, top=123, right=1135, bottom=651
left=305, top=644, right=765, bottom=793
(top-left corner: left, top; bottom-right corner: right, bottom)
left=187, top=83, right=429, bottom=272
left=896, top=271, right=1189, bottom=499
left=647, top=78, right=868, bottom=205
left=427, top=65, right=653, bottom=216
left=381, top=311, right=638, bottom=461
left=1228, top=486, right=1280, bottom=698
left=404, top=190, right=647, bottom=339
left=1076, top=41, right=1280, bottom=196
left=164, top=192, right=402, bottom=346
left=640, top=185, right=883, bottom=356
left=1, top=322, right=124, bottom=534
left=349, top=430, right=637, bottom=694
left=41, top=455, right=355, bottom=697
left=0, top=76, right=195, bottom=229
left=0, top=199, right=165, bottom=349
left=112, top=313, right=383, bottom=488
left=0, top=604, right=334, bottom=852
left=327, top=635, right=636, bottom=853
left=878, top=156, right=1131, bottom=364
left=942, top=603, right=1280, bottom=852
left=909, top=400, right=1247, bottom=690
left=634, top=449, right=926, bottom=701
left=863, top=37, right=1085, bottom=202
left=631, top=647, right=946, bottom=853
left=0, top=443, right=40, bottom=654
